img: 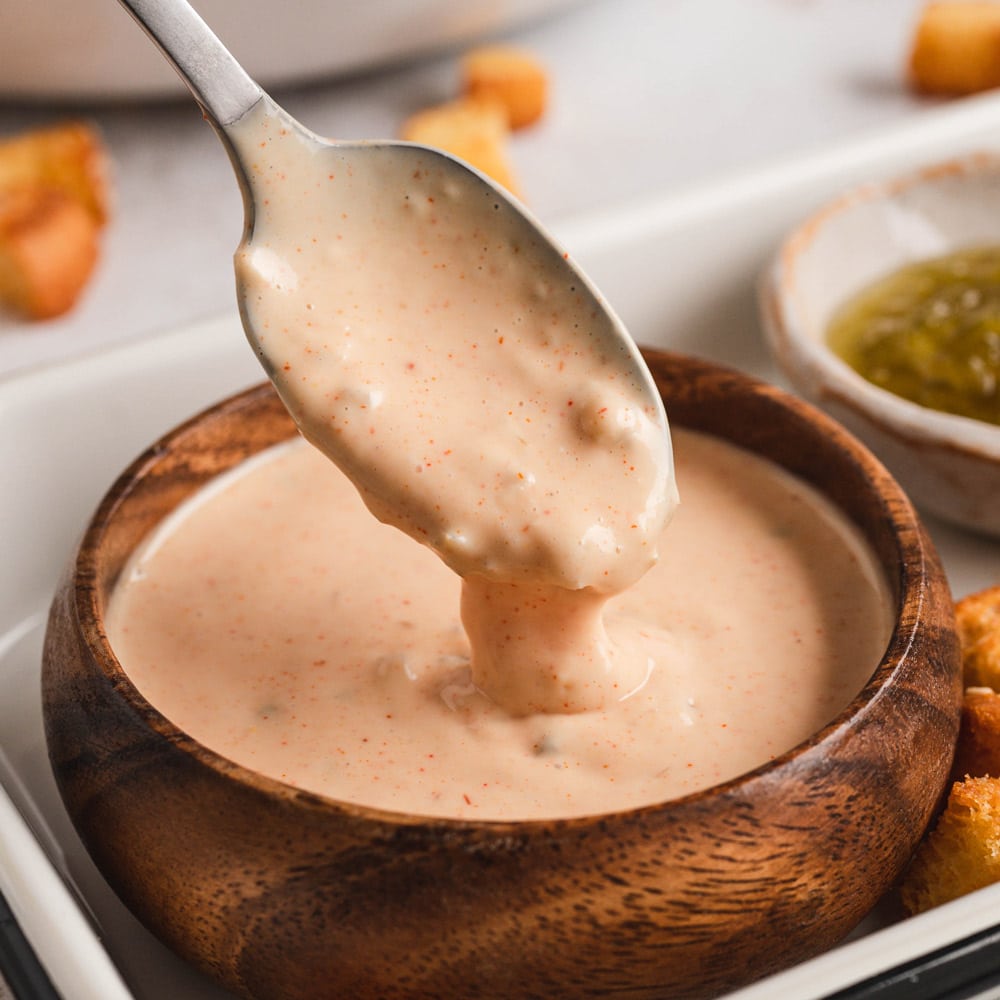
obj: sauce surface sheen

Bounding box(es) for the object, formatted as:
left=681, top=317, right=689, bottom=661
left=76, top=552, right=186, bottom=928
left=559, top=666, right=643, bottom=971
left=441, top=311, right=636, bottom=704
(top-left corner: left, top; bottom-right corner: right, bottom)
left=107, top=430, right=891, bottom=821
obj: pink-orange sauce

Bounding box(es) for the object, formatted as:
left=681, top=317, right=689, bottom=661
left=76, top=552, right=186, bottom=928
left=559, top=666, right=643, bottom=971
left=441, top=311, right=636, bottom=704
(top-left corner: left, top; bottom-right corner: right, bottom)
left=106, top=429, right=891, bottom=821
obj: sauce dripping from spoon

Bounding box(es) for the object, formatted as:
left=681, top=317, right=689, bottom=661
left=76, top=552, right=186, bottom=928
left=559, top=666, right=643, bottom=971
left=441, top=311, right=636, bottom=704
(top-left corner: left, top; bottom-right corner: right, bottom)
left=119, top=0, right=677, bottom=714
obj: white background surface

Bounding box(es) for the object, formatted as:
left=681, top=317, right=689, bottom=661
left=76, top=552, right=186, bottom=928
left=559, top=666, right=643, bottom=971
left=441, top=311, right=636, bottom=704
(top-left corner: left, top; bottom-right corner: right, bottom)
left=5, top=1, right=1000, bottom=998
left=0, top=0, right=963, bottom=376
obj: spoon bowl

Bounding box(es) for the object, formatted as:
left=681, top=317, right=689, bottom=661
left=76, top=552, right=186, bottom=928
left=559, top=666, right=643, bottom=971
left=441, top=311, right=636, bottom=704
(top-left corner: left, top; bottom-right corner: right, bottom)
left=117, top=0, right=676, bottom=589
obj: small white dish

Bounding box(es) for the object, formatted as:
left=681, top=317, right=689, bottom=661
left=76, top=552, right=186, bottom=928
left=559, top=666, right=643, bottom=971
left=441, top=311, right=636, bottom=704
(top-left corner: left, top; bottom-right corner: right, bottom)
left=760, top=152, right=1000, bottom=537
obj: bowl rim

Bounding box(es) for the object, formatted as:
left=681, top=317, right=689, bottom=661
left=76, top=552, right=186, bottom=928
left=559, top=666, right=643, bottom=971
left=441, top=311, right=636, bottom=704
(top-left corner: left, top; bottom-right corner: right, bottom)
left=760, top=150, right=1000, bottom=461
left=70, top=350, right=936, bottom=832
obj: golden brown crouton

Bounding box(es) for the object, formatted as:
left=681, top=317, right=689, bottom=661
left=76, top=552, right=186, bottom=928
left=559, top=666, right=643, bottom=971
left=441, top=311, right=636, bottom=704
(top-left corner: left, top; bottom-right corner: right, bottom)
left=952, top=687, right=1000, bottom=781
left=0, top=121, right=111, bottom=319
left=0, top=185, right=101, bottom=320
left=956, top=586, right=1000, bottom=690
left=897, top=588, right=1000, bottom=914
left=460, top=46, right=549, bottom=130
left=400, top=97, right=520, bottom=196
left=909, top=1, right=1000, bottom=95
left=900, top=776, right=1000, bottom=914
left=0, top=121, right=111, bottom=224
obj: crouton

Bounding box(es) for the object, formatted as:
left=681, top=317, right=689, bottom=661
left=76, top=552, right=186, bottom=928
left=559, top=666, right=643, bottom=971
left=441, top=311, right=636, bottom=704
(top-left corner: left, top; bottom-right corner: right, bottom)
left=0, top=185, right=101, bottom=320
left=0, top=121, right=111, bottom=224
left=952, top=687, right=1000, bottom=781
left=460, top=46, right=549, bottom=130
left=909, top=1, right=1000, bottom=96
left=400, top=97, right=520, bottom=195
left=900, top=776, right=1000, bottom=914
left=0, top=121, right=110, bottom=319
left=956, top=585, right=1000, bottom=690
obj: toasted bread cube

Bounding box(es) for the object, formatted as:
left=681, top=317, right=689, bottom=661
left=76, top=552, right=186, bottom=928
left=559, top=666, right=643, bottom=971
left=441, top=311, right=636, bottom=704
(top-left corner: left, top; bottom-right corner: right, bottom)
left=0, top=185, right=101, bottom=319
left=956, top=586, right=1000, bottom=690
left=900, top=776, right=1000, bottom=913
left=461, top=45, right=548, bottom=129
left=0, top=121, right=111, bottom=224
left=401, top=97, right=520, bottom=195
left=909, top=2, right=1000, bottom=95
left=953, top=687, right=1000, bottom=779
left=0, top=121, right=110, bottom=319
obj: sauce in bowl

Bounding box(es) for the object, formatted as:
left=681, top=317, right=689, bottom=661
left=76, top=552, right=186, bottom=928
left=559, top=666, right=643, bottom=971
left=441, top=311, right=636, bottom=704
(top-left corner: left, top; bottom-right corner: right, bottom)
left=106, top=426, right=891, bottom=821
left=101, top=107, right=894, bottom=823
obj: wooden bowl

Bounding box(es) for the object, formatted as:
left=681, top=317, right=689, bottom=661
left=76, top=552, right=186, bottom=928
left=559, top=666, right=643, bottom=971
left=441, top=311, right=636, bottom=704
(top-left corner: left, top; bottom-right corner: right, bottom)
left=42, top=350, right=961, bottom=999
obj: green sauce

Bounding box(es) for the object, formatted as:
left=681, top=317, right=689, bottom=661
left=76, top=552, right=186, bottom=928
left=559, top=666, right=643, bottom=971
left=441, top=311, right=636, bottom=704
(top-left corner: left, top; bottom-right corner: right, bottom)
left=826, top=246, right=1000, bottom=425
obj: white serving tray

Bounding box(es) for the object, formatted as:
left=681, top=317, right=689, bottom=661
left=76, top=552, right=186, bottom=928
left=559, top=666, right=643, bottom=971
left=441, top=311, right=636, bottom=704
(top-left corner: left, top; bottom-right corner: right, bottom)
left=5, top=93, right=1000, bottom=998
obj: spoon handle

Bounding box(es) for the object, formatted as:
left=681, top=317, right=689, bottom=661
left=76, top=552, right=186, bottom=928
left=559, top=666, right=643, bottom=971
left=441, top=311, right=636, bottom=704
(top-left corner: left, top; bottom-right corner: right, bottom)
left=115, top=0, right=263, bottom=128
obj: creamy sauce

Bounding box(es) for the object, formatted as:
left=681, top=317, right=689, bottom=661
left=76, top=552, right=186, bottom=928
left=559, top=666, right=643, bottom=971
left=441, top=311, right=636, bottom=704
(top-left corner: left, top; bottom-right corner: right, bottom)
left=106, top=101, right=893, bottom=821
left=229, top=100, right=676, bottom=713
left=106, top=430, right=891, bottom=821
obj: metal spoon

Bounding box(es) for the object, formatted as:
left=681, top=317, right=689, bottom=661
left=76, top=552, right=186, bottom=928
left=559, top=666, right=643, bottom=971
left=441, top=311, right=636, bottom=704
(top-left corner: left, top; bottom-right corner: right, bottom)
left=115, top=0, right=677, bottom=589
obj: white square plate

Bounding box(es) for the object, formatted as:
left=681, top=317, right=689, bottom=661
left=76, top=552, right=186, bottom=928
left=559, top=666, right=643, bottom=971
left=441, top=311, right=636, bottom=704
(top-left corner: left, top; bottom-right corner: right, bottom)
left=5, top=90, right=1000, bottom=998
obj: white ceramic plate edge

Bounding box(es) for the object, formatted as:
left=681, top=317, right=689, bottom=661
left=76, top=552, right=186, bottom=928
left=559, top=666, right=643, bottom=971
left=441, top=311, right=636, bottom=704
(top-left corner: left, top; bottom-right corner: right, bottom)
left=0, top=750, right=133, bottom=1000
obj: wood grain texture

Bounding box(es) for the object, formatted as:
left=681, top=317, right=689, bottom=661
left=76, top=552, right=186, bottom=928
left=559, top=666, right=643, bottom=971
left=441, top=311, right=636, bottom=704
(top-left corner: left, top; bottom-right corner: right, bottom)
left=42, top=351, right=962, bottom=999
